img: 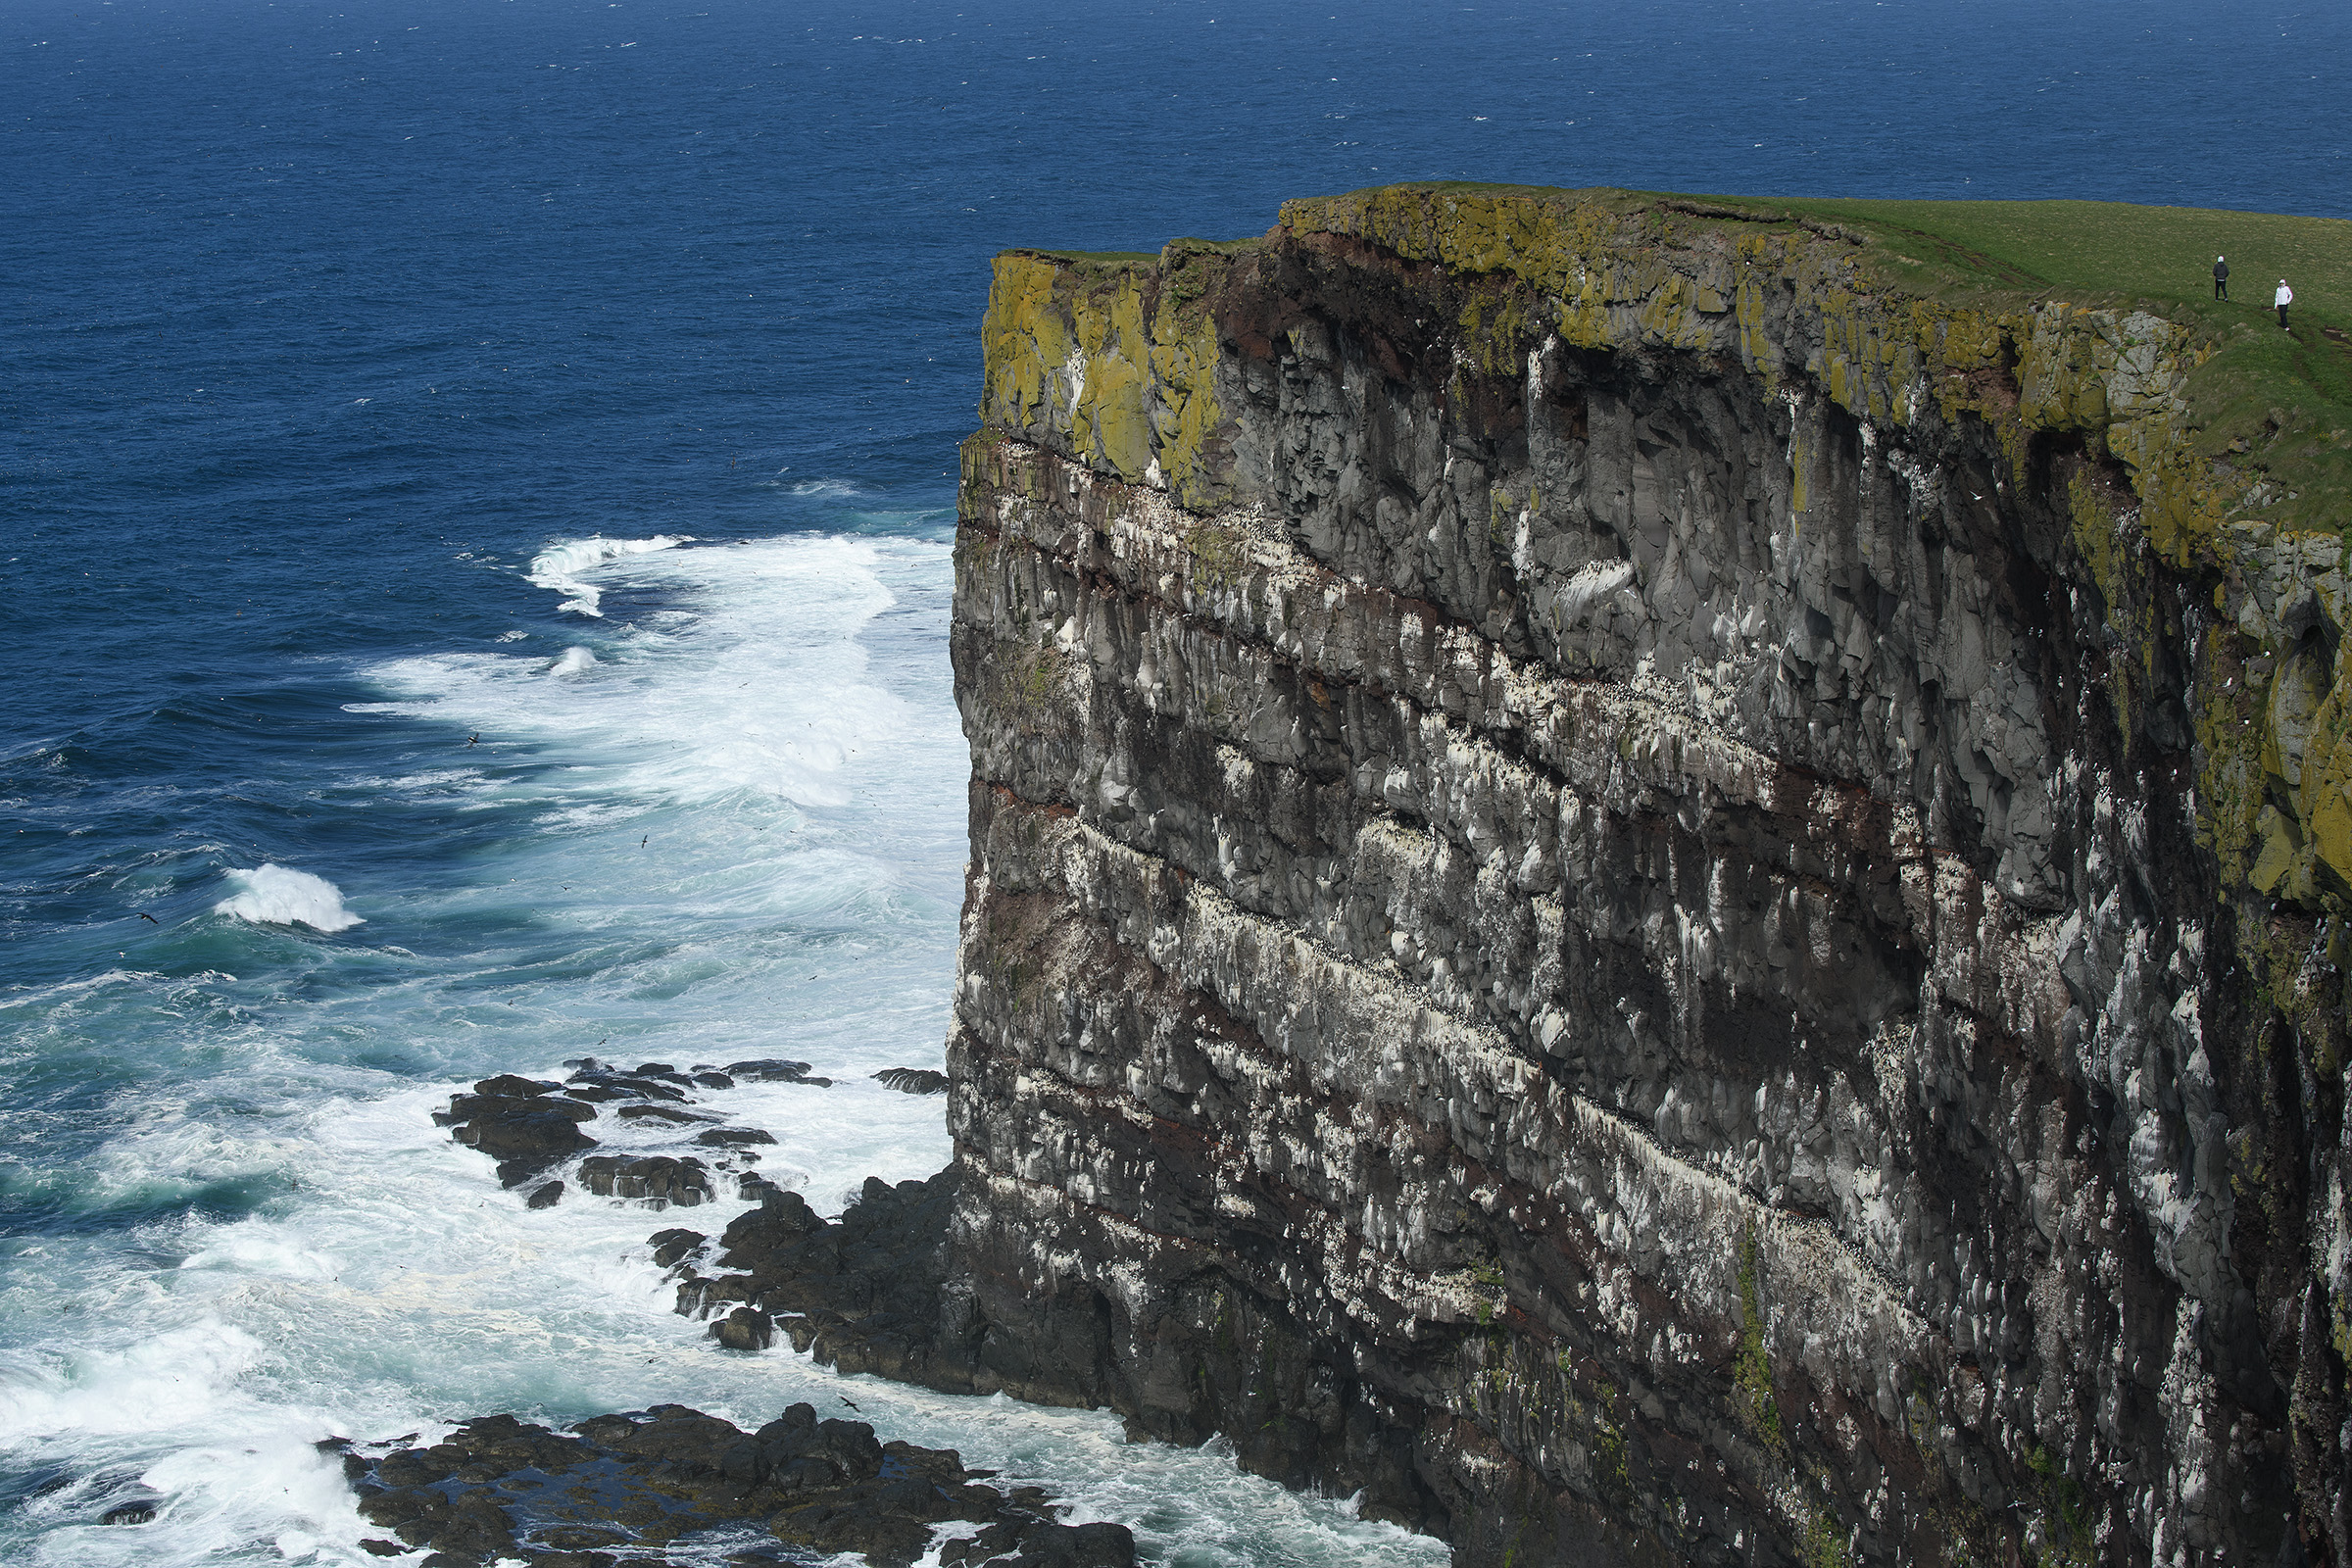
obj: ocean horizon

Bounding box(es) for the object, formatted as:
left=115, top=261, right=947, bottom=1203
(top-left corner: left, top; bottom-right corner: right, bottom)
left=4, top=1, right=2345, bottom=1562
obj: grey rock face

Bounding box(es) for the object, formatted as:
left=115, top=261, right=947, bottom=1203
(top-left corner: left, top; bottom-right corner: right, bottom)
left=944, top=196, right=2346, bottom=1568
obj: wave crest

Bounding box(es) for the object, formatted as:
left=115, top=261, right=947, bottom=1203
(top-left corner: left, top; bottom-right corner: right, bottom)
left=526, top=535, right=693, bottom=616
left=214, top=865, right=364, bottom=932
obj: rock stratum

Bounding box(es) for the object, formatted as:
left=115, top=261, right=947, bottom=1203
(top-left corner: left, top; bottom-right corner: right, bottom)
left=932, top=185, right=2352, bottom=1568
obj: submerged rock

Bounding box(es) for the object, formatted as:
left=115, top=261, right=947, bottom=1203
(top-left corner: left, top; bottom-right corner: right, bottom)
left=614, top=1103, right=717, bottom=1125
left=723, top=1057, right=831, bottom=1086
left=342, top=1404, right=1134, bottom=1568
left=691, top=1126, right=776, bottom=1148
left=871, top=1067, right=949, bottom=1096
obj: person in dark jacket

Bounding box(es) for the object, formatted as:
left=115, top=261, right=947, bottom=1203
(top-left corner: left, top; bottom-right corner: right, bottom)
left=2214, top=255, right=2229, bottom=300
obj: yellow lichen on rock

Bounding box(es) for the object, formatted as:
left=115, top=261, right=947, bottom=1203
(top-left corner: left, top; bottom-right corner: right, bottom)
left=1143, top=253, right=1227, bottom=509
left=976, top=247, right=1229, bottom=507
left=979, top=253, right=1071, bottom=435
left=982, top=186, right=2352, bottom=910
left=2294, top=682, right=2352, bottom=888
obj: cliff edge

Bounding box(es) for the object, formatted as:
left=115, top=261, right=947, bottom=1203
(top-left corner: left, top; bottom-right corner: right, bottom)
left=944, top=184, right=2352, bottom=1568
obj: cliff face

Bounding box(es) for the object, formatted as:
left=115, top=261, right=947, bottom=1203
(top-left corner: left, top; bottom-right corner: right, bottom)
left=942, top=187, right=2352, bottom=1568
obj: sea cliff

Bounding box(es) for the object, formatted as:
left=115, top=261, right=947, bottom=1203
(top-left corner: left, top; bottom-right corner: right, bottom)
left=940, top=184, right=2352, bottom=1568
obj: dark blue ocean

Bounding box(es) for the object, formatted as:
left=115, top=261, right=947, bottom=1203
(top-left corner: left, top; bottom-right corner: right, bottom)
left=2, top=1, right=2343, bottom=1562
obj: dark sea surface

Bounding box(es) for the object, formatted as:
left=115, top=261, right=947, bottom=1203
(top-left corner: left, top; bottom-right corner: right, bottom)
left=1, top=1, right=2343, bottom=1561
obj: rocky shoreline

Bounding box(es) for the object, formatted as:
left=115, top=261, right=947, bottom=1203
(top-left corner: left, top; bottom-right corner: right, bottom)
left=295, top=184, right=2352, bottom=1568
left=334, top=1067, right=1131, bottom=1568
left=336, top=1403, right=1131, bottom=1568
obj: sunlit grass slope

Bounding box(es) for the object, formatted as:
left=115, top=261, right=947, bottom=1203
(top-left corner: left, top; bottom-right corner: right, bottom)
left=1767, top=195, right=2352, bottom=531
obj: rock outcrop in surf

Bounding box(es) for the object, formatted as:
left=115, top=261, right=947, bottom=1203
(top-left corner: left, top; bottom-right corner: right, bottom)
left=335, top=1404, right=1136, bottom=1568
left=400, top=1071, right=1123, bottom=1568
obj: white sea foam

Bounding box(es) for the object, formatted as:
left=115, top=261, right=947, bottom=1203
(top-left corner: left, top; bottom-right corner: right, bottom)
left=525, top=533, right=692, bottom=616
left=0, top=1074, right=1445, bottom=1568
left=547, top=645, right=598, bottom=676
left=0, top=1081, right=1448, bottom=1568
left=366, top=533, right=929, bottom=810
left=212, top=865, right=363, bottom=932
left=3, top=531, right=1444, bottom=1568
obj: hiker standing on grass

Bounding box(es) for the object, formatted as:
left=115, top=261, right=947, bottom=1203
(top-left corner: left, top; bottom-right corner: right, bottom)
left=2278, top=278, right=2294, bottom=330
left=2215, top=255, right=2230, bottom=300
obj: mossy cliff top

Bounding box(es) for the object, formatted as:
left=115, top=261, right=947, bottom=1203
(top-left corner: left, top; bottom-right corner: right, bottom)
left=1286, top=183, right=2352, bottom=537
left=975, top=181, right=2352, bottom=909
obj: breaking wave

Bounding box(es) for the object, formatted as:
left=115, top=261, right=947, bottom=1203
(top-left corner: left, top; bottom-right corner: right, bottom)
left=526, top=534, right=692, bottom=616
left=212, top=865, right=364, bottom=932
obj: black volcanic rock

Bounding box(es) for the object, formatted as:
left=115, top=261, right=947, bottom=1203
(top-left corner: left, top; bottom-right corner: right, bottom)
left=648, top=1228, right=705, bottom=1268
left=723, top=1058, right=829, bottom=1086
left=692, top=1127, right=776, bottom=1148
left=668, top=1171, right=970, bottom=1390
left=871, top=1067, right=949, bottom=1096
left=710, top=1304, right=774, bottom=1350
left=614, top=1103, right=716, bottom=1125
left=579, top=1153, right=710, bottom=1207
left=343, top=1405, right=1133, bottom=1568
left=471, top=1074, right=563, bottom=1098
left=442, top=1077, right=599, bottom=1187
left=935, top=194, right=2352, bottom=1567
left=564, top=1062, right=688, bottom=1102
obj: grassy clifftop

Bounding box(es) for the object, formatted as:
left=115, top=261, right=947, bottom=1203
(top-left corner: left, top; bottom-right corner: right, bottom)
left=1281, top=182, right=2350, bottom=542
left=983, top=183, right=2352, bottom=902
left=1717, top=190, right=2351, bottom=534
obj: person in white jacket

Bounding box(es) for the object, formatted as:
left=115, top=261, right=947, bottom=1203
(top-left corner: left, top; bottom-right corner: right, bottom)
left=2277, top=278, right=2294, bottom=331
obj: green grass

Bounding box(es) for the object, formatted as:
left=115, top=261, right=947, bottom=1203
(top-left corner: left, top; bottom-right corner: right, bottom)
left=1007, top=247, right=1161, bottom=284
left=1665, top=193, right=2352, bottom=536
left=1752, top=196, right=2352, bottom=536
left=1019, top=184, right=2352, bottom=534
left=1286, top=182, right=2352, bottom=536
